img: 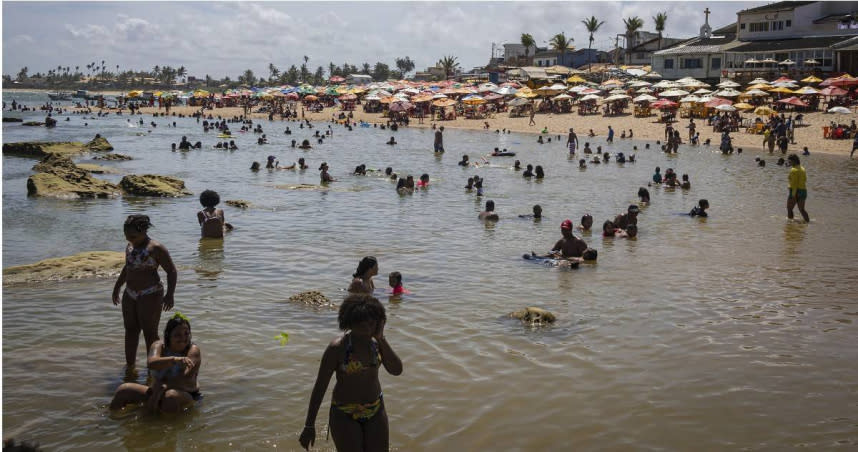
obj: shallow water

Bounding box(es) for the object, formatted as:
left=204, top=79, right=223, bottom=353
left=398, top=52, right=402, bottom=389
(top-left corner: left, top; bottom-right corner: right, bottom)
left=4, top=92, right=858, bottom=450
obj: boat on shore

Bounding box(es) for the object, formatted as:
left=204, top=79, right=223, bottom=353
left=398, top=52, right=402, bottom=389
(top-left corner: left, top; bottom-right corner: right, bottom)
left=48, top=91, right=71, bottom=101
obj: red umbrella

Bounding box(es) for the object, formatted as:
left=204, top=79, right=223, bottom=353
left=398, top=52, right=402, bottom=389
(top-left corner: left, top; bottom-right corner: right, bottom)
left=483, top=93, right=502, bottom=101
left=285, top=92, right=299, bottom=100
left=830, top=76, right=858, bottom=87
left=329, top=76, right=345, bottom=83
left=777, top=96, right=808, bottom=107
left=818, top=86, right=847, bottom=96
left=389, top=101, right=413, bottom=112
left=651, top=99, right=678, bottom=109
left=704, top=97, right=733, bottom=108
left=339, top=93, right=357, bottom=101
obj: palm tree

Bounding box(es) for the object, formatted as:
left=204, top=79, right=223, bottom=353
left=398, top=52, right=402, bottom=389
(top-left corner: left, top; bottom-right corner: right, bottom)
left=623, top=17, right=644, bottom=64
left=437, top=55, right=460, bottom=79
left=653, top=12, right=668, bottom=50
left=520, top=33, right=535, bottom=66
left=581, top=16, right=605, bottom=72
left=549, top=32, right=574, bottom=67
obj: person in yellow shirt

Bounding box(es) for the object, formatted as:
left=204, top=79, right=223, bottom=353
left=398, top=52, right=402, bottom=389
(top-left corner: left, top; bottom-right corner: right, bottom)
left=787, top=154, right=809, bottom=222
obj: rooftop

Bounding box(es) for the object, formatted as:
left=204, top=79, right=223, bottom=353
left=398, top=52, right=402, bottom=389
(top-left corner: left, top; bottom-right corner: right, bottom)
left=738, top=1, right=816, bottom=15
left=729, top=34, right=855, bottom=52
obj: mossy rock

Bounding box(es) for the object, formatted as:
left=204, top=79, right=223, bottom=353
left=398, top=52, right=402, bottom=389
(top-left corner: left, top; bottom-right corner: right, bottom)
left=27, top=154, right=120, bottom=198
left=119, top=174, right=192, bottom=197
left=288, top=290, right=333, bottom=307
left=225, top=199, right=251, bottom=209
left=85, top=136, right=114, bottom=152
left=76, top=163, right=118, bottom=174
left=3, top=141, right=87, bottom=158
left=509, top=307, right=557, bottom=325
left=22, top=121, right=45, bottom=126
left=3, top=251, right=125, bottom=285
left=3, top=117, right=23, bottom=122
left=94, top=153, right=133, bottom=161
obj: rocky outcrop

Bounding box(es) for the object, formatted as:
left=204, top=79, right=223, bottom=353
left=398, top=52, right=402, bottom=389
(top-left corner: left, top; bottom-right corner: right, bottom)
left=94, top=153, right=133, bottom=161
left=119, top=174, right=192, bottom=197
left=27, top=154, right=120, bottom=199
left=225, top=199, right=251, bottom=209
left=3, top=141, right=87, bottom=158
left=22, top=121, right=45, bottom=126
left=85, top=135, right=113, bottom=151
left=509, top=307, right=556, bottom=325
left=76, top=163, right=118, bottom=174
left=3, top=117, right=23, bottom=122
left=3, top=251, right=124, bottom=285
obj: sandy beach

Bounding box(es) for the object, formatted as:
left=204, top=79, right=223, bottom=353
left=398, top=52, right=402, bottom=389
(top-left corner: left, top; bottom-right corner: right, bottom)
left=123, top=104, right=856, bottom=157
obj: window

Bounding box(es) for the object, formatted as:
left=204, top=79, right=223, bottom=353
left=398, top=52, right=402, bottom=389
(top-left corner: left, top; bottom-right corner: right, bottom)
left=786, top=20, right=791, bottom=27
left=749, top=22, right=769, bottom=32
left=711, top=57, right=721, bottom=70
left=681, top=58, right=702, bottom=69
left=740, top=23, right=746, bottom=29
left=664, top=58, right=674, bottom=69
left=772, top=21, right=784, bottom=31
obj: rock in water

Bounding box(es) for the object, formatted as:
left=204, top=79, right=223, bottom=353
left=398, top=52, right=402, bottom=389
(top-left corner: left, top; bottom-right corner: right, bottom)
left=509, top=307, right=557, bottom=325
left=27, top=154, right=120, bottom=198
left=94, top=153, right=133, bottom=161
left=225, top=199, right=252, bottom=209
left=85, top=135, right=114, bottom=151
left=2, top=117, right=23, bottom=122
left=3, top=141, right=87, bottom=158
left=288, top=290, right=333, bottom=307
left=22, top=121, right=45, bottom=127
left=119, top=174, right=192, bottom=197
left=3, top=251, right=124, bottom=285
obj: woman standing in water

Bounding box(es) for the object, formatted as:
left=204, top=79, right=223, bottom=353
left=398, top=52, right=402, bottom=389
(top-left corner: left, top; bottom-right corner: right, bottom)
left=112, top=215, right=177, bottom=369
left=110, top=313, right=201, bottom=414
left=348, top=256, right=378, bottom=294
left=299, top=294, right=403, bottom=451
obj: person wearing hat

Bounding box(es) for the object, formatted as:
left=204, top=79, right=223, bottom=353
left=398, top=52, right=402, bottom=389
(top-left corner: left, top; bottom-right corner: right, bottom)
left=319, top=162, right=335, bottom=183
left=546, top=219, right=588, bottom=258
left=614, top=204, right=640, bottom=231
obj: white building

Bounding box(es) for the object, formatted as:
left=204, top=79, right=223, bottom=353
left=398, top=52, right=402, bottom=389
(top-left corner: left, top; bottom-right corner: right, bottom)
left=652, top=11, right=738, bottom=81
left=503, top=43, right=537, bottom=66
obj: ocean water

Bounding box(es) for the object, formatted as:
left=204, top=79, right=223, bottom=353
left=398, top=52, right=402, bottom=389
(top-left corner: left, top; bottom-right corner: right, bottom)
left=3, top=92, right=858, bottom=451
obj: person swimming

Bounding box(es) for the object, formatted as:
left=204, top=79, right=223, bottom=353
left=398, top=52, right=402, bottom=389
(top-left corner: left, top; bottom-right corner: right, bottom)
left=518, top=204, right=542, bottom=220
left=478, top=200, right=499, bottom=221
left=459, top=155, right=470, bottom=167
left=522, top=164, right=534, bottom=178
left=388, top=271, right=410, bottom=296
left=638, top=187, right=650, bottom=204
left=689, top=199, right=709, bottom=217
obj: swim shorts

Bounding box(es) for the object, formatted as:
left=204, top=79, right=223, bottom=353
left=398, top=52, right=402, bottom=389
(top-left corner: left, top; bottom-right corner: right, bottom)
left=789, top=189, right=808, bottom=201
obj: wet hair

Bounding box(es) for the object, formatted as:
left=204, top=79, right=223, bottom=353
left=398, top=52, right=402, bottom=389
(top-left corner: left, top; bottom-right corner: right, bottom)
left=338, top=294, right=386, bottom=331
left=582, top=248, right=598, bottom=261
left=385, top=167, right=393, bottom=175
left=199, top=189, right=220, bottom=208
left=250, top=161, right=260, bottom=171
left=788, top=154, right=800, bottom=165
left=533, top=204, right=542, bottom=214
left=625, top=224, right=638, bottom=237
left=535, top=166, right=544, bottom=177
left=420, top=173, right=429, bottom=181
left=389, top=271, right=402, bottom=286
left=163, top=313, right=191, bottom=351
left=603, top=220, right=615, bottom=232
left=353, top=256, right=378, bottom=278
left=638, top=187, right=650, bottom=201
left=581, top=214, right=593, bottom=227
left=124, top=214, right=152, bottom=232
left=682, top=174, right=689, bottom=181
left=698, top=199, right=709, bottom=209
left=396, top=178, right=406, bottom=190
left=486, top=200, right=495, bottom=211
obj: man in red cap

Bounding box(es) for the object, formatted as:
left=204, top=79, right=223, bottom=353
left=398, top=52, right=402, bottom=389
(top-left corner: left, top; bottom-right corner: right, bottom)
left=550, top=219, right=588, bottom=258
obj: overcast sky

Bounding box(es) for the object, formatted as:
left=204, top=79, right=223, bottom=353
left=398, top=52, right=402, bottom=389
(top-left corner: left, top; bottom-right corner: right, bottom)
left=3, top=1, right=764, bottom=80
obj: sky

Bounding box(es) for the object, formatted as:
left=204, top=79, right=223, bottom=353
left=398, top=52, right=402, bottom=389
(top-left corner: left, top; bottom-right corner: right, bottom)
left=2, top=1, right=765, bottom=80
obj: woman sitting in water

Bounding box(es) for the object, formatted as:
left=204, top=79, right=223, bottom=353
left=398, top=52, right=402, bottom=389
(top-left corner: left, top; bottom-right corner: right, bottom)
left=299, top=294, right=403, bottom=451
left=112, top=215, right=177, bottom=369
left=348, top=256, right=378, bottom=294
left=110, top=312, right=201, bottom=414
left=197, top=190, right=232, bottom=239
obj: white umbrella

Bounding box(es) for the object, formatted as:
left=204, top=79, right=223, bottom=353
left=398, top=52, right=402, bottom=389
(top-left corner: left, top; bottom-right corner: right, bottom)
left=693, top=88, right=713, bottom=94
left=804, top=59, right=820, bottom=65
left=679, top=95, right=700, bottom=103
left=580, top=94, right=602, bottom=101
left=432, top=93, right=448, bottom=99
left=548, top=83, right=568, bottom=91
left=779, top=59, right=796, bottom=66
left=653, top=80, right=678, bottom=89
left=644, top=71, right=662, bottom=79
left=494, top=86, right=517, bottom=96
left=697, top=95, right=714, bottom=103
left=401, top=87, right=420, bottom=95
left=715, top=104, right=736, bottom=111
left=604, top=94, right=631, bottom=102
left=717, top=80, right=741, bottom=88
left=609, top=88, right=627, bottom=94
left=625, top=68, right=648, bottom=77
left=629, top=80, right=652, bottom=87
left=771, top=81, right=798, bottom=88
left=568, top=85, right=590, bottom=93
left=478, top=82, right=498, bottom=92
left=635, top=87, right=654, bottom=93
left=633, top=94, right=657, bottom=103
left=744, top=89, right=770, bottom=97
left=748, top=78, right=770, bottom=85
left=364, top=95, right=381, bottom=101
left=552, top=93, right=573, bottom=101
left=659, top=89, right=690, bottom=97
left=828, top=106, right=852, bottom=114
left=715, top=88, right=742, bottom=97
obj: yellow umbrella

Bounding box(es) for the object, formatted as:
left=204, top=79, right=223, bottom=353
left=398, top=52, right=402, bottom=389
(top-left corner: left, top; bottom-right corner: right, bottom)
left=154, top=91, right=163, bottom=97
left=801, top=75, right=822, bottom=83
left=336, top=86, right=349, bottom=94
left=733, top=102, right=754, bottom=110
left=379, top=96, right=397, bottom=104
left=746, top=83, right=771, bottom=90
left=754, top=106, right=776, bottom=116
left=193, top=89, right=210, bottom=98
left=127, top=90, right=143, bottom=98
left=769, top=86, right=794, bottom=94
left=462, top=96, right=486, bottom=105
left=566, top=75, right=587, bottom=84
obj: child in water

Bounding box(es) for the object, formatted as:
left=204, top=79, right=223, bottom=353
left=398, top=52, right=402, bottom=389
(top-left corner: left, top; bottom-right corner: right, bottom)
left=416, top=174, right=430, bottom=188
left=689, top=199, right=709, bottom=217
left=388, top=271, right=410, bottom=295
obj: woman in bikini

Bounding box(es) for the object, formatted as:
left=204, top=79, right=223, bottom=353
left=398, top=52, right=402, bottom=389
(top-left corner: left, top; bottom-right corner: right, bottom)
left=197, top=189, right=231, bottom=239
left=300, top=294, right=403, bottom=451
left=112, top=215, right=178, bottom=369
left=110, top=312, right=201, bottom=414
left=348, top=256, right=378, bottom=294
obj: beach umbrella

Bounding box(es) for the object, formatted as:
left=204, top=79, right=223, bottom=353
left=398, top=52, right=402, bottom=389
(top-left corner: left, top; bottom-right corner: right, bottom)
left=389, top=101, right=413, bottom=112
left=566, top=75, right=587, bottom=84
left=600, top=79, right=625, bottom=89
left=652, top=80, right=678, bottom=89
left=578, top=88, right=602, bottom=95
left=643, top=71, right=662, bottom=79
left=772, top=76, right=796, bottom=84
left=693, top=88, right=713, bottom=95
left=483, top=93, right=503, bottom=101
left=705, top=97, right=733, bottom=107
left=748, top=77, right=770, bottom=85
left=734, top=102, right=755, bottom=110
left=744, top=89, right=771, bottom=97
left=771, top=81, right=798, bottom=89
left=378, top=96, right=398, bottom=104
left=678, top=78, right=709, bottom=88
left=552, top=93, right=573, bottom=101
left=494, top=86, right=518, bottom=96
left=127, top=90, right=143, bottom=98
left=778, top=59, right=797, bottom=66
left=652, top=99, right=678, bottom=109
left=633, top=94, right=657, bottom=103
left=659, top=89, right=690, bottom=97
left=432, top=93, right=448, bottom=99
left=827, top=106, right=852, bottom=114
left=746, top=83, right=771, bottom=91
left=760, top=58, right=778, bottom=64
left=744, top=58, right=760, bottom=65
left=804, top=59, right=820, bottom=66
left=568, top=85, right=590, bottom=93
left=516, top=91, right=539, bottom=99
left=339, top=93, right=357, bottom=101
left=628, top=80, right=652, bottom=87
left=432, top=98, right=457, bottom=107
left=303, top=95, right=318, bottom=101
left=462, top=95, right=486, bottom=105
left=679, top=95, right=700, bottom=103
left=769, top=86, right=795, bottom=94
left=801, top=75, right=823, bottom=83
left=609, top=88, right=627, bottom=95
left=792, top=86, right=819, bottom=95
left=329, top=75, right=345, bottom=83
left=579, top=94, right=602, bottom=102
left=401, top=87, right=420, bottom=95
left=715, top=104, right=737, bottom=111
left=604, top=94, right=631, bottom=102
left=635, top=87, right=654, bottom=94
left=508, top=97, right=531, bottom=107
left=830, top=76, right=858, bottom=87
left=778, top=97, right=808, bottom=107
left=411, top=94, right=433, bottom=103
left=754, top=106, right=776, bottom=116
left=714, top=88, right=742, bottom=97
left=717, top=80, right=741, bottom=88
left=364, top=95, right=381, bottom=101
left=478, top=82, right=498, bottom=92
